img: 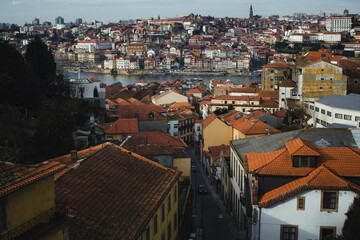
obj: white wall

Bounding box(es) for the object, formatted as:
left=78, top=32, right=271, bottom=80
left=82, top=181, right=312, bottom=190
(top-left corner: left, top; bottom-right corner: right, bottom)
left=259, top=190, right=357, bottom=240
left=306, top=102, right=360, bottom=128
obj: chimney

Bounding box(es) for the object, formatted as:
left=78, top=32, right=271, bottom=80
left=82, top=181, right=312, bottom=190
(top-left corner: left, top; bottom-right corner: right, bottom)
left=251, top=120, right=256, bottom=124
left=71, top=150, right=78, bottom=161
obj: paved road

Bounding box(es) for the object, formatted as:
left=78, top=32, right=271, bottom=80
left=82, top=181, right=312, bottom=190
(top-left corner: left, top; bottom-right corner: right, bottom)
left=187, top=146, right=245, bottom=240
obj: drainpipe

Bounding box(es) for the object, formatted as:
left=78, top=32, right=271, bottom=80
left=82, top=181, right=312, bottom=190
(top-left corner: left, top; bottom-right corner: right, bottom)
left=258, top=207, right=261, bottom=240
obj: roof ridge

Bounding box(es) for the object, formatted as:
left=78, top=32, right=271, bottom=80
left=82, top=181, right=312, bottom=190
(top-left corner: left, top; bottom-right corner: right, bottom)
left=112, top=144, right=177, bottom=172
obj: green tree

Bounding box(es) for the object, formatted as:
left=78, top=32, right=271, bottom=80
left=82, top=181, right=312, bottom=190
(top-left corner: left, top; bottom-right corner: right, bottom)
left=340, top=196, right=360, bottom=240
left=35, top=100, right=75, bottom=161
left=0, top=42, right=30, bottom=106
left=25, top=36, right=57, bottom=103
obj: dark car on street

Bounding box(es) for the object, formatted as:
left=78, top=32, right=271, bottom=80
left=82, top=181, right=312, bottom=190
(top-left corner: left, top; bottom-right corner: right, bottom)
left=198, top=185, right=208, bottom=194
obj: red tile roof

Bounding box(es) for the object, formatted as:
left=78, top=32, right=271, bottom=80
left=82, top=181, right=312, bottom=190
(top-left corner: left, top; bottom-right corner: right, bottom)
left=259, top=165, right=360, bottom=207
left=285, top=138, right=320, bottom=156
left=122, top=130, right=187, bottom=148
left=246, top=138, right=360, bottom=177
left=0, top=161, right=65, bottom=197
left=225, top=115, right=280, bottom=136
left=55, top=143, right=180, bottom=239
left=103, top=118, right=139, bottom=134
left=202, top=113, right=218, bottom=129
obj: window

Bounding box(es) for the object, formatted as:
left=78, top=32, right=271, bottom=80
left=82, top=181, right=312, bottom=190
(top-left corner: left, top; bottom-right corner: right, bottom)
left=335, top=113, right=343, bottom=119
left=316, top=118, right=320, bottom=123
left=327, top=111, right=331, bottom=117
left=355, top=79, right=359, bottom=85
left=232, top=101, right=235, bottom=104
left=174, top=124, right=178, bottom=129
left=280, top=225, right=298, bottom=240
left=168, top=221, right=172, bottom=240
left=320, top=86, right=323, bottom=90
left=320, top=227, right=336, bottom=240
left=344, top=114, right=352, bottom=120
left=321, top=120, right=327, bottom=126
left=297, top=197, right=305, bottom=210
left=321, top=109, right=325, bottom=114
left=161, top=203, right=165, bottom=224
left=315, top=107, right=319, bottom=112
left=224, top=101, right=227, bottom=104
left=145, top=225, right=150, bottom=240
left=153, top=213, right=158, bottom=237
left=321, top=191, right=338, bottom=212
left=305, top=103, right=309, bottom=108
left=321, top=77, right=324, bottom=80
left=355, top=116, right=360, bottom=121
left=174, top=185, right=177, bottom=205
left=0, top=199, right=7, bottom=233
left=310, top=105, right=314, bottom=110
left=173, top=211, right=177, bottom=232
left=300, top=157, right=310, bottom=167
left=167, top=194, right=171, bottom=214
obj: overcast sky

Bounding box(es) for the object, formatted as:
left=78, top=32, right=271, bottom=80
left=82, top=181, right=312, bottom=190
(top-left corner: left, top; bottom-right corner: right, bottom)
left=1, top=0, right=359, bottom=25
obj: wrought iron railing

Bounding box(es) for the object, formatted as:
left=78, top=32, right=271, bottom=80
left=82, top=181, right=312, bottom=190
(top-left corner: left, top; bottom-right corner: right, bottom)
left=1, top=203, right=68, bottom=240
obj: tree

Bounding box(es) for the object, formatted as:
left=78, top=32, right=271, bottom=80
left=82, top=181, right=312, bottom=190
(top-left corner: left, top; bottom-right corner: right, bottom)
left=25, top=36, right=57, bottom=103
left=0, top=42, right=29, bottom=106
left=35, top=100, right=75, bottom=161
left=340, top=196, right=360, bottom=240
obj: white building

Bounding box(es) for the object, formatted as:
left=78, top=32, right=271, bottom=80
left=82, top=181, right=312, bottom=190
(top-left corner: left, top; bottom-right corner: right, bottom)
left=76, top=40, right=113, bottom=53
left=305, top=94, right=360, bottom=128
left=254, top=170, right=358, bottom=240
left=229, top=136, right=360, bottom=240
left=168, top=119, right=179, bottom=137
left=279, top=80, right=300, bottom=109
left=325, top=16, right=352, bottom=32
left=69, top=78, right=106, bottom=107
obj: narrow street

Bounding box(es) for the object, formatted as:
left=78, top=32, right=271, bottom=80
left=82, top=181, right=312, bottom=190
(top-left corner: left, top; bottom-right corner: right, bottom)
left=187, top=146, right=245, bottom=240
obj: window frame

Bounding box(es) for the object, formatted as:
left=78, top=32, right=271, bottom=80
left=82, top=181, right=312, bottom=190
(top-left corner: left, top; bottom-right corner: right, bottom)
left=319, top=226, right=336, bottom=240
left=321, top=191, right=338, bottom=212
left=297, top=196, right=305, bottom=210
left=153, top=213, right=158, bottom=237
left=280, top=224, right=298, bottom=240
left=161, top=202, right=165, bottom=224
left=167, top=193, right=171, bottom=214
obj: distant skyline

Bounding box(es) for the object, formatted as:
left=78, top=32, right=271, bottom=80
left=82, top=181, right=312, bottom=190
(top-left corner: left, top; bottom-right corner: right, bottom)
left=1, top=0, right=359, bottom=25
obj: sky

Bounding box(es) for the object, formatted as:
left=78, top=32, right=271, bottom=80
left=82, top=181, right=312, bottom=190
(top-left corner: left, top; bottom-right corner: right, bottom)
left=1, top=0, right=359, bottom=25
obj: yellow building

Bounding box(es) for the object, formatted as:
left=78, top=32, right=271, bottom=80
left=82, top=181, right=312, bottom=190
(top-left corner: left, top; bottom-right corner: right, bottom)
left=298, top=60, right=348, bottom=102
left=201, top=113, right=232, bottom=153
left=53, top=142, right=181, bottom=239
left=0, top=161, right=69, bottom=240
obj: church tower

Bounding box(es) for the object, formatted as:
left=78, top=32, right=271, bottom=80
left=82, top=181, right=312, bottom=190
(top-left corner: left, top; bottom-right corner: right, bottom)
left=249, top=5, right=253, bottom=19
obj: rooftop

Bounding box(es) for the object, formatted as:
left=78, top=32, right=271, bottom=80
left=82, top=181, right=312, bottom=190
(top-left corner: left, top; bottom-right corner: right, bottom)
left=55, top=142, right=180, bottom=239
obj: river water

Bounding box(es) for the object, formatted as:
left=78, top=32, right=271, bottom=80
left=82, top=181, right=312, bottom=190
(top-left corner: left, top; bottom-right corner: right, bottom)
left=61, top=71, right=261, bottom=87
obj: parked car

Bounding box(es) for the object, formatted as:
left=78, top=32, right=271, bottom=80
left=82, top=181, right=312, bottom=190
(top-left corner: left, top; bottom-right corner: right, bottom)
left=198, top=185, right=208, bottom=194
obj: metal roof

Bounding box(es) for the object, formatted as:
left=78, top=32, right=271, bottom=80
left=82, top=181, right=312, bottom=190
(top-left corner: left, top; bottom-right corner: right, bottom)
left=231, top=128, right=358, bottom=159
left=316, top=94, right=360, bottom=112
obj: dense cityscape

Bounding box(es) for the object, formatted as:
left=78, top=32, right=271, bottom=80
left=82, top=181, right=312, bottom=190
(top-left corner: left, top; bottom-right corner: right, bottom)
left=1, top=5, right=360, bottom=240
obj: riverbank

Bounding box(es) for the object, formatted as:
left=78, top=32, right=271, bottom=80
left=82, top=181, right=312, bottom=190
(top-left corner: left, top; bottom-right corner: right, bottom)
left=57, top=66, right=259, bottom=77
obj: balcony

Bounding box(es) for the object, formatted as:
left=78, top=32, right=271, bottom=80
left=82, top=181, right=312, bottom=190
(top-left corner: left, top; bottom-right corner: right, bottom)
left=1, top=203, right=69, bottom=240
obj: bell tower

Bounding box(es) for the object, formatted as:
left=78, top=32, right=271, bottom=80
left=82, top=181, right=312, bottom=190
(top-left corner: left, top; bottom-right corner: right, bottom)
left=249, top=5, right=253, bottom=19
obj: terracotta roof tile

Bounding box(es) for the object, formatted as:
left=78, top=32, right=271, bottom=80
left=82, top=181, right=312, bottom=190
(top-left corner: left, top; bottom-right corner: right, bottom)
left=0, top=161, right=65, bottom=197
left=225, top=116, right=280, bottom=136
left=122, top=130, right=187, bottom=148
left=285, top=138, right=320, bottom=156
left=202, top=113, right=218, bottom=129
left=55, top=143, right=180, bottom=239
left=259, top=165, right=360, bottom=207
left=103, top=118, right=139, bottom=134
left=246, top=138, right=360, bottom=177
